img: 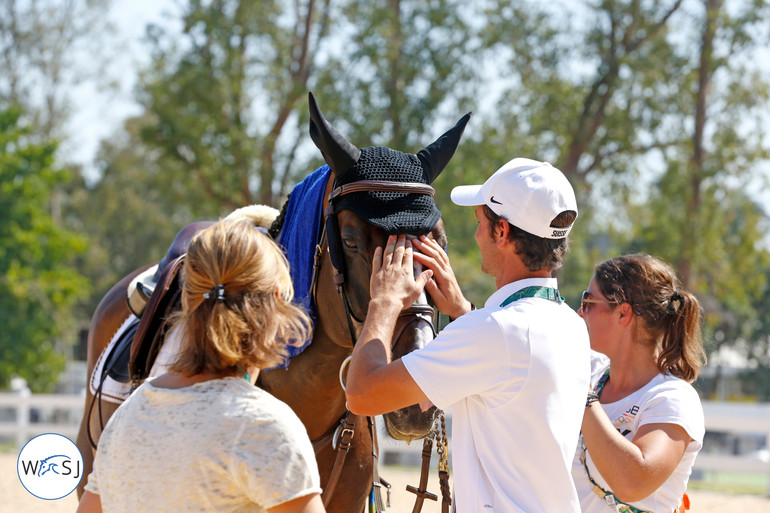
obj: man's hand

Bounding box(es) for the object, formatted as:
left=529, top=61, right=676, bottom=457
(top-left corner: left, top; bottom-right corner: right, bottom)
left=345, top=234, right=433, bottom=416
left=370, top=235, right=433, bottom=311
left=412, top=236, right=472, bottom=320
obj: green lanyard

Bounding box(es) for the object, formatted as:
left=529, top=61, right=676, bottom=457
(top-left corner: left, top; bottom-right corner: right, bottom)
left=499, top=285, right=564, bottom=307
left=582, top=369, right=651, bottom=513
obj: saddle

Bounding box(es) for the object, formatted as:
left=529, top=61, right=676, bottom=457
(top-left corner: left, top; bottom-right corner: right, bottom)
left=128, top=255, right=186, bottom=385
left=99, top=222, right=213, bottom=389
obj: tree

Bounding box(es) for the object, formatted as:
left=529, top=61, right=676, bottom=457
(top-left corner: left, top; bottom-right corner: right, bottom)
left=0, top=106, right=89, bottom=391
left=0, top=0, right=112, bottom=142
left=138, top=0, right=334, bottom=214
left=64, top=115, right=190, bottom=323
left=442, top=1, right=770, bottom=323
left=628, top=0, right=770, bottom=381
left=436, top=0, right=695, bottom=304
left=313, top=0, right=476, bottom=148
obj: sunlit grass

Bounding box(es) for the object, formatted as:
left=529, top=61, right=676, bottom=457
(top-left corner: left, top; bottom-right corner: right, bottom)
left=689, top=471, right=768, bottom=496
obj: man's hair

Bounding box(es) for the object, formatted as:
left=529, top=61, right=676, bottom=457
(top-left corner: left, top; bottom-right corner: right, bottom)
left=483, top=205, right=575, bottom=272
left=169, top=219, right=310, bottom=376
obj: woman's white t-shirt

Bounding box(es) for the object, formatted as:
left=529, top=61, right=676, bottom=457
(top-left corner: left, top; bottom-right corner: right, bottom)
left=86, top=376, right=321, bottom=513
left=572, top=353, right=704, bottom=513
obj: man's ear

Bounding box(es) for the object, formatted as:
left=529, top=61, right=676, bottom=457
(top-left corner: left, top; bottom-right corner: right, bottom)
left=496, top=219, right=510, bottom=247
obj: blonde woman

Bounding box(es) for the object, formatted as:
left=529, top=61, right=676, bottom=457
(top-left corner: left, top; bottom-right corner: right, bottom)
left=77, top=219, right=324, bottom=513
left=574, top=253, right=706, bottom=513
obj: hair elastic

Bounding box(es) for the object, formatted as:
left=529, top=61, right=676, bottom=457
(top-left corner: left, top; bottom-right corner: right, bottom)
left=203, top=284, right=226, bottom=303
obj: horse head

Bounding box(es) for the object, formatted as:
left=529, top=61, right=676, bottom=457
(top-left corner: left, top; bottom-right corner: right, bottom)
left=308, top=92, right=469, bottom=442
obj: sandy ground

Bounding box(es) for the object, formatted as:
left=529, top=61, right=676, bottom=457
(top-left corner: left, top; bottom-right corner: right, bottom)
left=2, top=452, right=768, bottom=512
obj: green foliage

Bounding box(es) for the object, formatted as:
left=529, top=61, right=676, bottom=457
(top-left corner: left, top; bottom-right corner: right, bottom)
left=0, top=0, right=113, bottom=141
left=449, top=0, right=770, bottom=371
left=620, top=0, right=770, bottom=368
left=138, top=0, right=333, bottom=212
left=313, top=0, right=477, bottom=149
left=60, top=0, right=770, bottom=383
left=0, top=106, right=89, bottom=391
left=64, top=116, right=189, bottom=321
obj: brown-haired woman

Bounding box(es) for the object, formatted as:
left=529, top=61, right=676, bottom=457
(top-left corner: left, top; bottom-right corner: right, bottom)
left=77, top=219, right=324, bottom=513
left=573, top=253, right=706, bottom=513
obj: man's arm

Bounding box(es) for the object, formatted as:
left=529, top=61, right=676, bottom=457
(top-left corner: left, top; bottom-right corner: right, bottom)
left=345, top=236, right=431, bottom=415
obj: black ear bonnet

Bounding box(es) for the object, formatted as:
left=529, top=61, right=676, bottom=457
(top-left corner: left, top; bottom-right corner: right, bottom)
left=334, top=147, right=439, bottom=235
left=308, top=92, right=470, bottom=236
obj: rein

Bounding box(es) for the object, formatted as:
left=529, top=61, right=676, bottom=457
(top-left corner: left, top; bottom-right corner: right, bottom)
left=308, top=176, right=449, bottom=512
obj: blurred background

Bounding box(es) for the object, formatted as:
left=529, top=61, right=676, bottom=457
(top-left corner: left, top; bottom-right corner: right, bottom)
left=2, top=0, right=770, bottom=496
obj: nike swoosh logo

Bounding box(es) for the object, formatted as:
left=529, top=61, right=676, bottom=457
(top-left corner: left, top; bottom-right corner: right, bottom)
left=490, top=196, right=503, bottom=205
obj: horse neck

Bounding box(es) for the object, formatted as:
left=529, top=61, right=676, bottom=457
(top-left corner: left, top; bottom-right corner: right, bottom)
left=259, top=174, right=355, bottom=439
left=259, top=319, right=351, bottom=440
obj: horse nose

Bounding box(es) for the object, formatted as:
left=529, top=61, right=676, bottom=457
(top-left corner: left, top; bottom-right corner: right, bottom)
left=414, top=319, right=434, bottom=348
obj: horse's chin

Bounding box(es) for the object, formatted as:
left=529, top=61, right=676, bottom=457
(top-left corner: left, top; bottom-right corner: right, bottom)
left=382, top=405, right=438, bottom=443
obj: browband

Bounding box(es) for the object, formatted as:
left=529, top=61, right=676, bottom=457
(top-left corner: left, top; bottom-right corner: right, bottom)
left=328, top=180, right=435, bottom=201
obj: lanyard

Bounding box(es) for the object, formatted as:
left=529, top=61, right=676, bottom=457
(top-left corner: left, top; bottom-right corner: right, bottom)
left=595, top=369, right=610, bottom=397
left=582, top=369, right=651, bottom=513
left=499, top=286, right=563, bottom=307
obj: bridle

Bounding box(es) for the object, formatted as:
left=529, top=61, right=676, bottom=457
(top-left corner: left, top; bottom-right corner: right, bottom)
left=309, top=176, right=450, bottom=511
left=310, top=178, right=439, bottom=345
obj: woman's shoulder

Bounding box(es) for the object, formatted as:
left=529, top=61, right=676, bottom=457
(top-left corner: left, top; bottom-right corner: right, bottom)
left=229, top=382, right=306, bottom=430
left=231, top=389, right=315, bottom=459
left=638, top=374, right=705, bottom=438
left=648, top=373, right=703, bottom=400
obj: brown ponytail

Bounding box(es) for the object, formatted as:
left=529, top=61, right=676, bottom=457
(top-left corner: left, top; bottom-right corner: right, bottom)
left=595, top=254, right=706, bottom=382
left=169, top=219, right=311, bottom=377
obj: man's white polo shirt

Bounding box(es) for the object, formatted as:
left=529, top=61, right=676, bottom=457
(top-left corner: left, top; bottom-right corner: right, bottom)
left=401, top=277, right=590, bottom=513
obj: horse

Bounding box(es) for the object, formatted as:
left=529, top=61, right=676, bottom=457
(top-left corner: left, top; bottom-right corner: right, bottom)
left=75, top=92, right=470, bottom=513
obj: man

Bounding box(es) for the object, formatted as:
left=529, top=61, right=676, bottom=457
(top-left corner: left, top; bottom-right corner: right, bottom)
left=345, top=158, right=591, bottom=513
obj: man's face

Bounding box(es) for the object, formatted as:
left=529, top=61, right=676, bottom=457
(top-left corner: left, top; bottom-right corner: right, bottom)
left=474, top=205, right=499, bottom=276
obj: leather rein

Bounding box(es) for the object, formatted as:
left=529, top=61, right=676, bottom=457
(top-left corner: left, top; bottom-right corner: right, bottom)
left=309, top=177, right=449, bottom=512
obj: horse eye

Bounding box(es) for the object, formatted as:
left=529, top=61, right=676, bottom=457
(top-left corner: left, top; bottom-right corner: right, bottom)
left=342, top=238, right=358, bottom=250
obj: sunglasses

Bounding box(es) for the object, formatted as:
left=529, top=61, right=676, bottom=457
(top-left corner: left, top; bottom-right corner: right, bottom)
left=580, top=290, right=617, bottom=313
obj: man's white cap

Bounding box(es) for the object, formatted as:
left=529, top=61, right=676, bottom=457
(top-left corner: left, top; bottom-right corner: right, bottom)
left=450, top=158, right=578, bottom=239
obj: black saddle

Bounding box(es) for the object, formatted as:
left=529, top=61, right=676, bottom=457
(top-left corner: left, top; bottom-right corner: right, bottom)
left=99, top=221, right=214, bottom=388
left=102, top=318, right=140, bottom=384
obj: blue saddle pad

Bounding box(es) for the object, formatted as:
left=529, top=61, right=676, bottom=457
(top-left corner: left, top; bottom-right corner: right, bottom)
left=276, top=165, right=331, bottom=365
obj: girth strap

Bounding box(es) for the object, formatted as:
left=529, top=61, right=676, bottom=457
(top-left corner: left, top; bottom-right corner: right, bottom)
left=369, top=416, right=387, bottom=512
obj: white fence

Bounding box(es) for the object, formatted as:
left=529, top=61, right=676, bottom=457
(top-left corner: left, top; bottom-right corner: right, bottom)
left=696, top=401, right=770, bottom=481
left=1, top=391, right=769, bottom=493
left=0, top=388, right=85, bottom=448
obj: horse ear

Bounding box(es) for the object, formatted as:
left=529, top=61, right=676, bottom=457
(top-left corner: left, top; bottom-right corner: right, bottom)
left=308, top=92, right=361, bottom=176
left=417, top=112, right=471, bottom=184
